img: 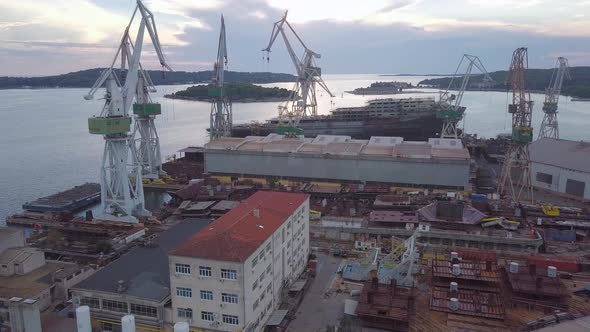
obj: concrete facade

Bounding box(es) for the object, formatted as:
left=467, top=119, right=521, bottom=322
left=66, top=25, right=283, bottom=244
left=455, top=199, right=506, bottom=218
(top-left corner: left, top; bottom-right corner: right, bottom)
left=169, top=196, right=310, bottom=332
left=204, top=135, right=470, bottom=190
left=0, top=248, right=45, bottom=277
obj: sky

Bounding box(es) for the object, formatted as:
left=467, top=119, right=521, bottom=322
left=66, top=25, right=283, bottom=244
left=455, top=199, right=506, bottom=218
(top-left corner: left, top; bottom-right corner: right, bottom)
left=0, top=0, right=589, bottom=76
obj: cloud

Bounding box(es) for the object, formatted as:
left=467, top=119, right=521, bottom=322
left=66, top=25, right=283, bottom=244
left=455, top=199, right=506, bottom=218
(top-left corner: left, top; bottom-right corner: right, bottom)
left=0, top=0, right=589, bottom=76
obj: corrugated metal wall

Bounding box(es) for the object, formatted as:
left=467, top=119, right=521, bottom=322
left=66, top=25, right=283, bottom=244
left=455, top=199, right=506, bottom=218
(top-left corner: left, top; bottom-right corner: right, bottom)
left=205, top=151, right=469, bottom=188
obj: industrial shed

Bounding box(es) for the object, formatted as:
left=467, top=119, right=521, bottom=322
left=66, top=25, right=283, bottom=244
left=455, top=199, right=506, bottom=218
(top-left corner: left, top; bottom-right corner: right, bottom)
left=529, top=138, right=590, bottom=200
left=204, top=134, right=470, bottom=190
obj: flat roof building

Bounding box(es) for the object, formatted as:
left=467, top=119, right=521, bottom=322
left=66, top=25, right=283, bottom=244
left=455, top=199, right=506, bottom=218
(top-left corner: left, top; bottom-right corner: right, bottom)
left=530, top=138, right=590, bottom=200
left=169, top=191, right=310, bottom=332
left=71, top=219, right=210, bottom=332
left=204, top=134, right=470, bottom=190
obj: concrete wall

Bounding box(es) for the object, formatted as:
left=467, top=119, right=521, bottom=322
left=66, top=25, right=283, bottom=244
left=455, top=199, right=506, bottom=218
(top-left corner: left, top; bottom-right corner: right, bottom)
left=169, top=199, right=310, bottom=332
left=53, top=265, right=95, bottom=302
left=205, top=151, right=469, bottom=189
left=17, top=250, right=45, bottom=275
left=531, top=162, right=590, bottom=199
left=169, top=256, right=245, bottom=331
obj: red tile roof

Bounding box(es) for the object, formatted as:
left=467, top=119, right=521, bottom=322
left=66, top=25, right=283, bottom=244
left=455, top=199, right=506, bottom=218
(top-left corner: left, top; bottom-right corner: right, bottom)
left=170, top=191, right=309, bottom=262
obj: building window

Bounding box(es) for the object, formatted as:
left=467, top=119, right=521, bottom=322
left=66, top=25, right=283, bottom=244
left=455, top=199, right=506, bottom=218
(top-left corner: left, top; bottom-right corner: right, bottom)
left=266, top=264, right=271, bottom=274
left=267, top=301, right=272, bottom=311
left=200, top=290, right=213, bottom=301
left=175, top=263, right=191, bottom=275
left=178, top=308, right=193, bottom=319
left=221, top=293, right=238, bottom=304
left=176, top=287, right=192, bottom=298
left=266, top=243, right=271, bottom=253
left=102, top=299, right=128, bottom=313
left=259, top=251, right=265, bottom=261
left=222, top=314, right=239, bottom=325
left=130, top=303, right=157, bottom=317
left=536, top=172, right=553, bottom=184
left=199, top=266, right=212, bottom=277
left=266, top=283, right=272, bottom=294
left=201, top=311, right=214, bottom=322
left=79, top=296, right=99, bottom=309
left=253, top=299, right=259, bottom=310
left=252, top=256, right=258, bottom=268
left=221, top=269, right=237, bottom=280
left=101, top=322, right=115, bottom=332
left=252, top=280, right=258, bottom=291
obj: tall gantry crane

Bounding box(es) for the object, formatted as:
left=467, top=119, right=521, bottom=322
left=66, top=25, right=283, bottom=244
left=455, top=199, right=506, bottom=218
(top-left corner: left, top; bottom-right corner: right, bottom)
left=498, top=47, right=534, bottom=203
left=209, top=15, right=232, bottom=140
left=538, top=57, right=570, bottom=139
left=84, top=1, right=160, bottom=222
left=263, top=10, right=333, bottom=136
left=122, top=2, right=172, bottom=179
left=438, top=54, right=493, bottom=138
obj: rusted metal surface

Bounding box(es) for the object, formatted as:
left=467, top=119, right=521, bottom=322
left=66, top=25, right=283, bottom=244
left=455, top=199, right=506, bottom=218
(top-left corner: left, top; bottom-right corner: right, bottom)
left=505, top=266, right=567, bottom=298
left=430, top=286, right=505, bottom=320
left=355, top=278, right=413, bottom=331
left=432, top=258, right=502, bottom=284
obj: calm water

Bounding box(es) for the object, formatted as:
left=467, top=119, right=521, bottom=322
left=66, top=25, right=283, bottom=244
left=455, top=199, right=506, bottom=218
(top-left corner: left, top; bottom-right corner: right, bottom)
left=1, top=74, right=589, bottom=222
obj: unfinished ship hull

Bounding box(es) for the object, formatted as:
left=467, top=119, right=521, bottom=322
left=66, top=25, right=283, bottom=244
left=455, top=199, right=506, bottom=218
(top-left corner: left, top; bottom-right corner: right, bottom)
left=230, top=97, right=453, bottom=141
left=232, top=115, right=443, bottom=141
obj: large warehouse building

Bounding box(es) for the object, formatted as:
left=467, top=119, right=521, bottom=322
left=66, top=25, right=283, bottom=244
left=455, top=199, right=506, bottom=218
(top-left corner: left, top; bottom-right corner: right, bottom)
left=204, top=134, right=470, bottom=190
left=530, top=138, right=590, bottom=200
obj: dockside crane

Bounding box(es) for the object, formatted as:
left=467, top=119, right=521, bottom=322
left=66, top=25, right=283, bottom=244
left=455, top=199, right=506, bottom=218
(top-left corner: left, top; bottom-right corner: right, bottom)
left=263, top=11, right=334, bottom=136
left=538, top=57, right=570, bottom=139
left=498, top=47, right=534, bottom=203
left=84, top=1, right=158, bottom=223
left=209, top=15, right=232, bottom=140
left=122, top=1, right=172, bottom=179
left=438, top=54, right=493, bottom=139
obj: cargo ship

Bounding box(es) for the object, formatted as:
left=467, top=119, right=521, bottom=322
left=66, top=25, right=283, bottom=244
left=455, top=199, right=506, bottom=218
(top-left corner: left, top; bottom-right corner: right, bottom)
left=232, top=97, right=457, bottom=141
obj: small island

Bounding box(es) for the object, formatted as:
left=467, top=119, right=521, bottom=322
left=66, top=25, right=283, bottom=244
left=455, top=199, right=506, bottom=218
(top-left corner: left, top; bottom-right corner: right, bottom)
left=346, top=81, right=423, bottom=95
left=164, top=83, right=292, bottom=102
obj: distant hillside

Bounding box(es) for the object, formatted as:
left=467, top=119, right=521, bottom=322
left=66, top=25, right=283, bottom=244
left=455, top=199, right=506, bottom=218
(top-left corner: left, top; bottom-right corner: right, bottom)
left=418, top=66, right=590, bottom=98
left=166, top=83, right=291, bottom=102
left=0, top=68, right=297, bottom=89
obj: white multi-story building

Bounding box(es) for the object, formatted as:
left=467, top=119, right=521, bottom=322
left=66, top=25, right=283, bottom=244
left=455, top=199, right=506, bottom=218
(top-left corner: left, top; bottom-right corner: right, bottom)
left=169, top=191, right=310, bottom=332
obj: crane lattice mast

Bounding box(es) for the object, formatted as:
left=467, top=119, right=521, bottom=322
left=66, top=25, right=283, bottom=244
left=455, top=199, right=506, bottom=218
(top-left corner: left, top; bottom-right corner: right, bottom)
left=126, top=1, right=171, bottom=179
left=84, top=1, right=159, bottom=222
left=209, top=15, right=232, bottom=140
left=263, top=11, right=333, bottom=136
left=438, top=54, right=493, bottom=139
left=538, top=57, right=570, bottom=139
left=498, top=47, right=534, bottom=203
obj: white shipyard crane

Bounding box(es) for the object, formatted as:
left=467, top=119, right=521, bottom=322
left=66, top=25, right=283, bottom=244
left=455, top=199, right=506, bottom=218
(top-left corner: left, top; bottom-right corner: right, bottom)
left=263, top=11, right=333, bottom=136
left=438, top=54, right=493, bottom=138
left=84, top=2, right=155, bottom=223
left=209, top=15, right=232, bottom=140
left=120, top=1, right=172, bottom=179
left=539, top=57, right=570, bottom=139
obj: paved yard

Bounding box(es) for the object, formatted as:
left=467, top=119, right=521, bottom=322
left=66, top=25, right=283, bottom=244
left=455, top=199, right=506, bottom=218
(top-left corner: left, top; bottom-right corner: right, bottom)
left=287, top=253, right=347, bottom=332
